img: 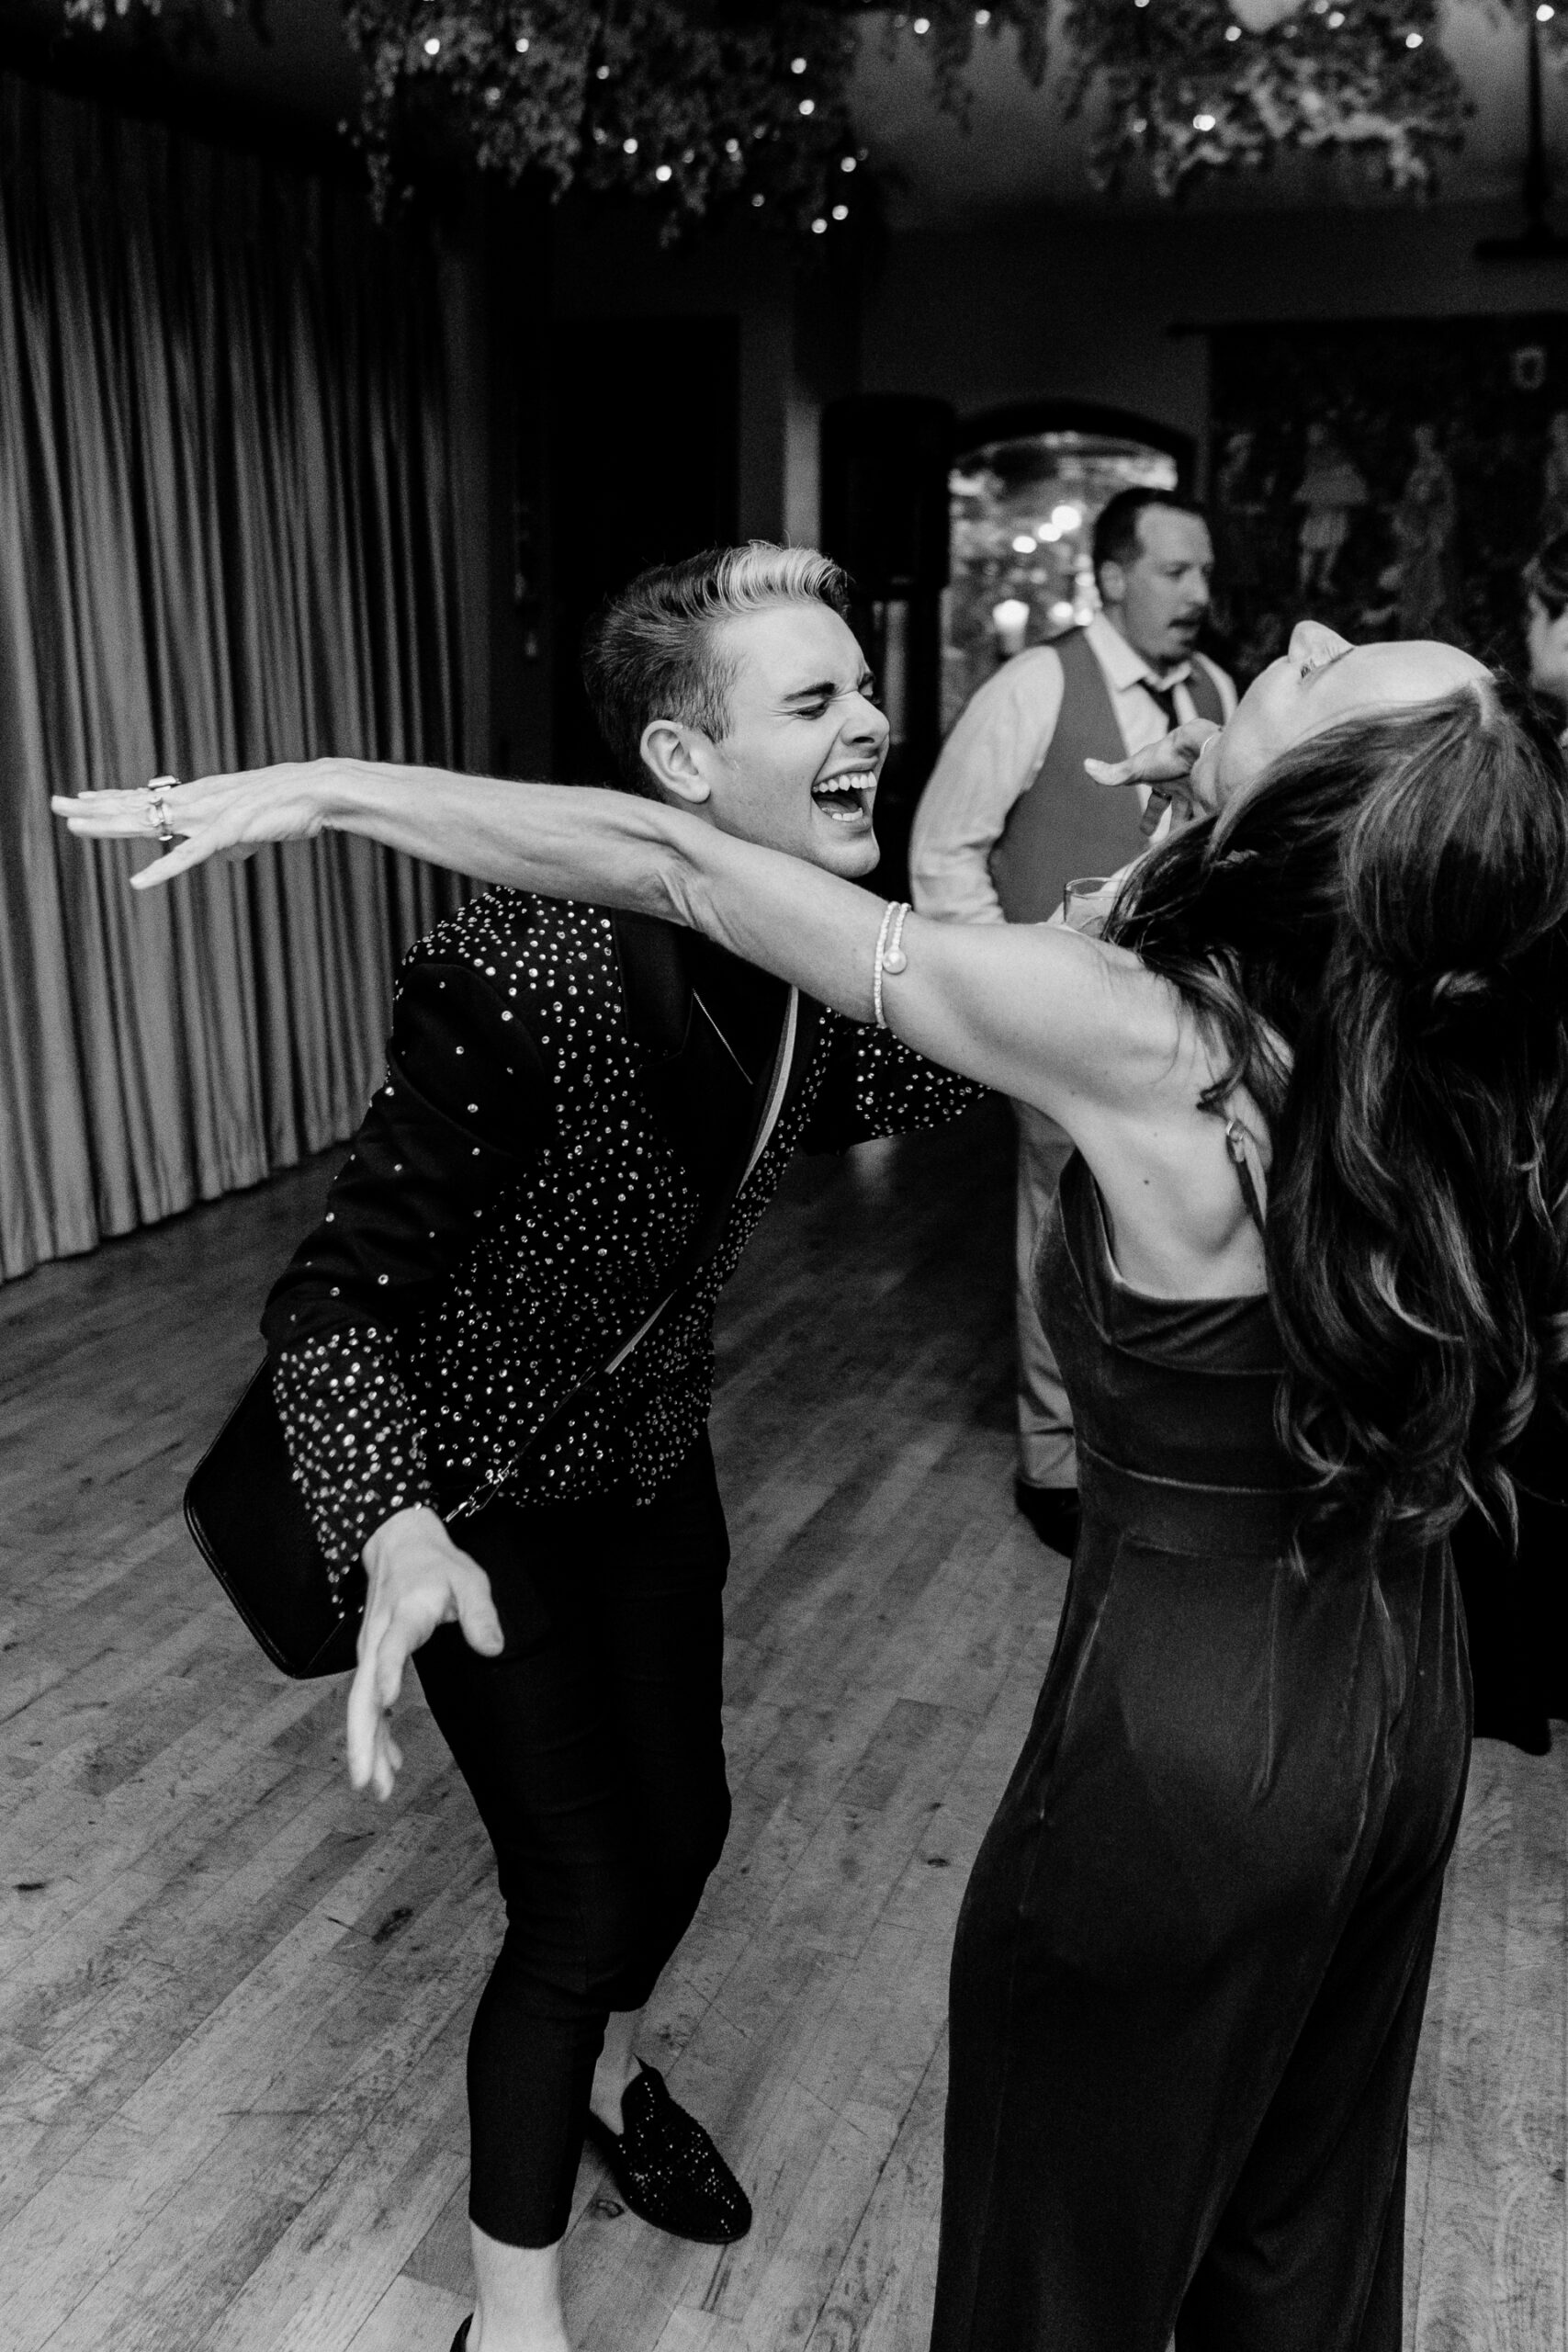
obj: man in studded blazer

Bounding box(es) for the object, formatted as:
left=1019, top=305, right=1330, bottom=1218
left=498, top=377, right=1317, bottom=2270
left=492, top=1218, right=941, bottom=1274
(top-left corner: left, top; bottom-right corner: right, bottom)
left=259, top=544, right=981, bottom=2351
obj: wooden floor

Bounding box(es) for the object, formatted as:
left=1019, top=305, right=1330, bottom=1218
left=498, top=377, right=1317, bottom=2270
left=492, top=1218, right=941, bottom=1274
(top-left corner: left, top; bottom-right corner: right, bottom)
left=1, top=1100, right=1564, bottom=2352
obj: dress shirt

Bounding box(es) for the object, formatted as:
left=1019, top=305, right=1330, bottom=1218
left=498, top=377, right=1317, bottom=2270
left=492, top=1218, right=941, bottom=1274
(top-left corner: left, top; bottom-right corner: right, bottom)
left=909, top=612, right=1236, bottom=926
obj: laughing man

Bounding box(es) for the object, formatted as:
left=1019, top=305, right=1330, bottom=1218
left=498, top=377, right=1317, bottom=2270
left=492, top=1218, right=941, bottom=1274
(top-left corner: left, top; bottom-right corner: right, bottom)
left=249, top=543, right=980, bottom=2352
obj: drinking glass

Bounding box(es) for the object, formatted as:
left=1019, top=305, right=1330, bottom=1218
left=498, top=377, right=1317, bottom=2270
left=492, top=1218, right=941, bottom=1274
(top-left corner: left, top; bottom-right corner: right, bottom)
left=1061, top=874, right=1118, bottom=938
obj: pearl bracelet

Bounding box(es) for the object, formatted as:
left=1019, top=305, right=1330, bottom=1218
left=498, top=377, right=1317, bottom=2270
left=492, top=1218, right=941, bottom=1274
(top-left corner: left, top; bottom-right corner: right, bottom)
left=872, top=899, right=911, bottom=1029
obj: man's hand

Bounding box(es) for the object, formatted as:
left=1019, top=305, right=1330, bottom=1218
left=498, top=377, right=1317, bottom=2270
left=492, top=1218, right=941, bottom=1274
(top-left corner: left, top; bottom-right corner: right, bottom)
left=1084, top=718, right=1224, bottom=829
left=51, top=759, right=349, bottom=888
left=348, top=1505, right=506, bottom=1801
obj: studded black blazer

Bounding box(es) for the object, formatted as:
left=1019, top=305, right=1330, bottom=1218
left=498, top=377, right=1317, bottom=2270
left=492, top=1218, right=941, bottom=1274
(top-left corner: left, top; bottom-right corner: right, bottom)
left=262, top=888, right=982, bottom=1603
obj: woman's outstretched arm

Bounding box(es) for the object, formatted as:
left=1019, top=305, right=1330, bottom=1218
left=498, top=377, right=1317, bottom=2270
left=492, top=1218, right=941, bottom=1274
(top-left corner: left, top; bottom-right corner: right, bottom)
left=55, top=755, right=1187, bottom=1121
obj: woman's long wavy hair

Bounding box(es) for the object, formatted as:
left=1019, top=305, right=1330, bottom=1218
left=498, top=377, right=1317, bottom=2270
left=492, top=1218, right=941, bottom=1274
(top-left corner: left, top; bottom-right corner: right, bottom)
left=1106, top=673, right=1568, bottom=1553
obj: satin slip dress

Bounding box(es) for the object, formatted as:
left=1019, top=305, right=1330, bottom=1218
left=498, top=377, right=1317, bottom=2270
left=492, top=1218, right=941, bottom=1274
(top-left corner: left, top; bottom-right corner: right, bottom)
left=930, top=1144, right=1472, bottom=2352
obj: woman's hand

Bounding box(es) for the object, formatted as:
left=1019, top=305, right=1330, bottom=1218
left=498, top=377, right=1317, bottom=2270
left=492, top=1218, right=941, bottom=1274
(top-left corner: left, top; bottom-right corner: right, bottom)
left=51, top=760, right=350, bottom=888
left=1084, top=718, right=1224, bottom=827
left=348, top=1505, right=506, bottom=1801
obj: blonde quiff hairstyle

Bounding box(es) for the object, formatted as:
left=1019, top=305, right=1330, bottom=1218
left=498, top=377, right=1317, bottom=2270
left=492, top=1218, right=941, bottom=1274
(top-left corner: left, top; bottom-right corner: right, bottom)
left=581, top=541, right=852, bottom=798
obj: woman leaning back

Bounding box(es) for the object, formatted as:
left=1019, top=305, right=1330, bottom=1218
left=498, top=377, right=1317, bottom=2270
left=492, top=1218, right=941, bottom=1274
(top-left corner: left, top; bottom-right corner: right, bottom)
left=60, top=616, right=1568, bottom=2349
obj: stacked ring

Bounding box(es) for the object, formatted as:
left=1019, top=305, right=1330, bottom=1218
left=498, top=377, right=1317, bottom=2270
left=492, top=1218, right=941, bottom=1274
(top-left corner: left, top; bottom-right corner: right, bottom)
left=146, top=775, right=178, bottom=845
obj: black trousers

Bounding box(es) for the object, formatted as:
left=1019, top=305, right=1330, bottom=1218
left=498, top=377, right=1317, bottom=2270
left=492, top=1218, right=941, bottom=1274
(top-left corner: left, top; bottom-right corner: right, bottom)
left=413, top=1433, right=731, bottom=2248
left=931, top=1523, right=1472, bottom=2351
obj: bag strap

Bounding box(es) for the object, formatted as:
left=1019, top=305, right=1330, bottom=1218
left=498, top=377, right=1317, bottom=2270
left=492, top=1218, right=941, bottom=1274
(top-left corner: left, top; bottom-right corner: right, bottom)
left=601, top=986, right=798, bottom=1377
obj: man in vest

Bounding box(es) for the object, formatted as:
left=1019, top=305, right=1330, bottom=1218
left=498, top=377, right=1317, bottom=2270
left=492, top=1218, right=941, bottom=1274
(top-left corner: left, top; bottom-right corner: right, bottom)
left=908, top=487, right=1235, bottom=1557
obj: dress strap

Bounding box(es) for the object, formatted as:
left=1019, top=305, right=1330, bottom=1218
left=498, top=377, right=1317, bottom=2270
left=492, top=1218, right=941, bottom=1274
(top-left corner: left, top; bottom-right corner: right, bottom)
left=1224, top=1117, right=1269, bottom=1236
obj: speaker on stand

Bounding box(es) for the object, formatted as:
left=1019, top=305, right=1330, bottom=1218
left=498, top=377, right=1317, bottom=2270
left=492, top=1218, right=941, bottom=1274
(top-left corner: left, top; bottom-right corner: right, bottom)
left=820, top=394, right=954, bottom=900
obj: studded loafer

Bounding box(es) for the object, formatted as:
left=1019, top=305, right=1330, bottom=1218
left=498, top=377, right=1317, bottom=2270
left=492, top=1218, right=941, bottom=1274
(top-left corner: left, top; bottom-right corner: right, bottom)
left=584, top=2061, right=751, bottom=2244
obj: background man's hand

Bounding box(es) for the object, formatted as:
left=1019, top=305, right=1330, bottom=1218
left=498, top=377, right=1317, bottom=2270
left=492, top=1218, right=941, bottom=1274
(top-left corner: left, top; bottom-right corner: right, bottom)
left=348, top=1505, right=505, bottom=1801
left=1084, top=718, right=1224, bottom=828
left=51, top=760, right=345, bottom=888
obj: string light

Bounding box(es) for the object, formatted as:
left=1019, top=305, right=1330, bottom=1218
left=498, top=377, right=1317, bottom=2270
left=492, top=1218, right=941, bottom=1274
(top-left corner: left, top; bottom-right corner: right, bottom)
left=812, top=216, right=828, bottom=232
left=1224, top=22, right=1240, bottom=36
left=333, top=3, right=1078, bottom=245
left=1404, top=28, right=1422, bottom=42
left=1538, top=5, right=1555, bottom=19
left=1193, top=110, right=1216, bottom=129
left=1326, top=10, right=1344, bottom=22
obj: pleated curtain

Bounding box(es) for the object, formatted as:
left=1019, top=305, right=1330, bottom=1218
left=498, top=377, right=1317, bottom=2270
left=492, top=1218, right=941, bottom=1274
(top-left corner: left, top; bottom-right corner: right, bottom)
left=0, top=74, right=471, bottom=1282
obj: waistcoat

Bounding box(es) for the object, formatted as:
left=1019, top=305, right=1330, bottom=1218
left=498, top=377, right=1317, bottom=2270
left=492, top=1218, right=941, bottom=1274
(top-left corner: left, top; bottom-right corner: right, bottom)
left=988, top=628, right=1225, bottom=925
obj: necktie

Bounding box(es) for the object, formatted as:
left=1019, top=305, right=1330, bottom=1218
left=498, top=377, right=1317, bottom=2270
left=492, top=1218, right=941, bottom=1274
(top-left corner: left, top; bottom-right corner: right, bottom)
left=1138, top=678, right=1184, bottom=837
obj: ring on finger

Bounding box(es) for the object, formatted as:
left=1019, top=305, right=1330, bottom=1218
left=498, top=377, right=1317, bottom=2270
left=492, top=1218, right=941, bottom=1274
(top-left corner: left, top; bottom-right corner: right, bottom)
left=145, top=774, right=179, bottom=845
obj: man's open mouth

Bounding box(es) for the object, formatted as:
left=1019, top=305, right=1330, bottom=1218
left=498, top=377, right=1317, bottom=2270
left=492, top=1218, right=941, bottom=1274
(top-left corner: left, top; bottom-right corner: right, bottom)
left=810, top=767, right=877, bottom=824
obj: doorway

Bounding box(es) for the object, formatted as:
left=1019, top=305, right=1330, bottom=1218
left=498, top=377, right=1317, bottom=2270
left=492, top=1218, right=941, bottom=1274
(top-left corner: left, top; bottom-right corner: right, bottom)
left=944, top=408, right=1190, bottom=733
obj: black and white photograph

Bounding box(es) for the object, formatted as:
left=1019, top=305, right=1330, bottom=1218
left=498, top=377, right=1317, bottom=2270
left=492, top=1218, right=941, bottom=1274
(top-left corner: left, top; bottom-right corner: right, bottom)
left=5, top=1, right=1568, bottom=2346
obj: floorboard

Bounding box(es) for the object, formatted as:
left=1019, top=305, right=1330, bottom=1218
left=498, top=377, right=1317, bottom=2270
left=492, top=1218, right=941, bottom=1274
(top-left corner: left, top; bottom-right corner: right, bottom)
left=1, top=1103, right=1563, bottom=2349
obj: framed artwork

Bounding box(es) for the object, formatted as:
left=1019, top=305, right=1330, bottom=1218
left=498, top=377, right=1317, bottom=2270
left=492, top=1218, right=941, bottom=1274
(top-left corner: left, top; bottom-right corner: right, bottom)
left=1207, top=313, right=1568, bottom=681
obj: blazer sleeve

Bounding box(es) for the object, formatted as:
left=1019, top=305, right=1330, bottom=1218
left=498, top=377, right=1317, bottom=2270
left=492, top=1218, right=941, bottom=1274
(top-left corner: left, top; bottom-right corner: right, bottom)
left=797, top=1014, right=987, bottom=1155
left=262, top=959, right=550, bottom=1587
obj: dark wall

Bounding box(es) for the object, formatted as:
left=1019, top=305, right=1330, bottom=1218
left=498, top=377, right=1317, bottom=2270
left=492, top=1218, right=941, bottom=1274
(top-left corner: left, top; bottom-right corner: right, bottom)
left=547, top=315, right=740, bottom=785
left=488, top=198, right=860, bottom=781
left=861, top=199, right=1568, bottom=471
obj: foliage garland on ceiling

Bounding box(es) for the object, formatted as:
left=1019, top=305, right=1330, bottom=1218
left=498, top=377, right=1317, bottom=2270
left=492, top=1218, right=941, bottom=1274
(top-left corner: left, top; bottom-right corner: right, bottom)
left=61, top=0, right=1504, bottom=225
left=1060, top=0, right=1471, bottom=200
left=331, top=3, right=1052, bottom=230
